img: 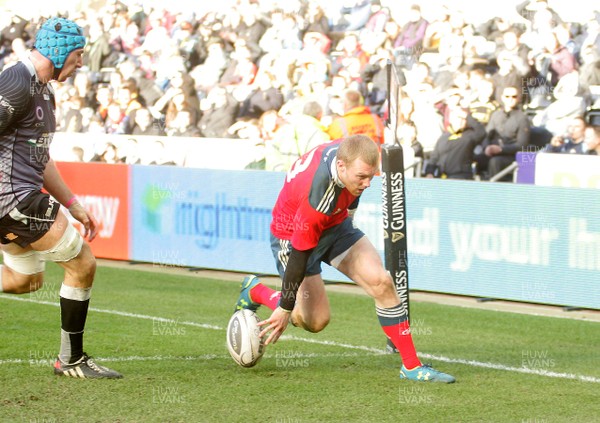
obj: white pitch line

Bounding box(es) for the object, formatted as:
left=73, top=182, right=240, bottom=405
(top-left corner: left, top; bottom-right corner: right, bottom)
left=1, top=294, right=599, bottom=383
left=0, top=294, right=222, bottom=330
left=0, top=352, right=379, bottom=366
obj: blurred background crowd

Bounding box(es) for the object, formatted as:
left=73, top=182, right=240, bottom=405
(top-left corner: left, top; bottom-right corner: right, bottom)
left=1, top=0, right=599, bottom=179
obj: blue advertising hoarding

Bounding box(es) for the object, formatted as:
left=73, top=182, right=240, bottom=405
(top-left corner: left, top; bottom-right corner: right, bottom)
left=131, top=166, right=280, bottom=276
left=131, top=166, right=599, bottom=309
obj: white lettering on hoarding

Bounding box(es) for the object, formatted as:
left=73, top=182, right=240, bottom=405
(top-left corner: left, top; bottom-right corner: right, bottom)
left=569, top=218, right=600, bottom=271
left=449, top=222, right=559, bottom=271
left=407, top=208, right=439, bottom=256
left=79, top=196, right=120, bottom=238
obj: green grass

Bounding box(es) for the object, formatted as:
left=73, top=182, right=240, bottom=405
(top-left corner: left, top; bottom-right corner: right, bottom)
left=0, top=263, right=599, bottom=423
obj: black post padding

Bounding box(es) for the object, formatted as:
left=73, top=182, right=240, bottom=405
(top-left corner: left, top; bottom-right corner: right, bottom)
left=381, top=144, right=410, bottom=321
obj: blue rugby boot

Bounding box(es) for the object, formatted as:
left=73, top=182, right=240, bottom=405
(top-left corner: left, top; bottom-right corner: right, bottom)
left=400, top=364, right=456, bottom=383
left=234, top=275, right=261, bottom=313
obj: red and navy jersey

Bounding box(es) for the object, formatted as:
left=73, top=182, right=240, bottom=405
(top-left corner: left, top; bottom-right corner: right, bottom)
left=271, top=139, right=360, bottom=251
left=0, top=59, right=56, bottom=217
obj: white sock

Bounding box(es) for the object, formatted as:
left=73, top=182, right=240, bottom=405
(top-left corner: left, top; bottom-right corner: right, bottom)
left=0, top=264, right=3, bottom=292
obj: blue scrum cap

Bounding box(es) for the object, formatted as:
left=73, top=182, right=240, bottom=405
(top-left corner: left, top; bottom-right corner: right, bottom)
left=35, top=17, right=86, bottom=69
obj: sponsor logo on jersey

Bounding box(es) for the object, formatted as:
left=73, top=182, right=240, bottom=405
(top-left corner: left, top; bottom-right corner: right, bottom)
left=0, top=95, right=14, bottom=114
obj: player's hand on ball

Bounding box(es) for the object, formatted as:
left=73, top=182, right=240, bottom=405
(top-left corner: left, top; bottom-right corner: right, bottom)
left=258, top=306, right=291, bottom=345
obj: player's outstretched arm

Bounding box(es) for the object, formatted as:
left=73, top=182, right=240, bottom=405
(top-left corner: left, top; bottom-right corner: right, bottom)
left=259, top=246, right=313, bottom=345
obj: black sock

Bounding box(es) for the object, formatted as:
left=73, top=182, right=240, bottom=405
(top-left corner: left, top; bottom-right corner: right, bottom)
left=59, top=284, right=91, bottom=364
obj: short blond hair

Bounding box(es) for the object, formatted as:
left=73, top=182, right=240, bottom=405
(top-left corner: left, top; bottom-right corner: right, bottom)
left=337, top=134, right=379, bottom=167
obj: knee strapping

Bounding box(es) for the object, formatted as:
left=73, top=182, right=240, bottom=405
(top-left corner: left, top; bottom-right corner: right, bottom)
left=2, top=250, right=45, bottom=275
left=39, top=224, right=84, bottom=263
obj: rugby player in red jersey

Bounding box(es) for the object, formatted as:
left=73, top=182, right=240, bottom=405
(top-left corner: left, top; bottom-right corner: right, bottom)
left=235, top=134, right=455, bottom=382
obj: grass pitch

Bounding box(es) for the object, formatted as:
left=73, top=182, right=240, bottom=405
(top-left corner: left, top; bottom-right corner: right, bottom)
left=0, top=262, right=598, bottom=423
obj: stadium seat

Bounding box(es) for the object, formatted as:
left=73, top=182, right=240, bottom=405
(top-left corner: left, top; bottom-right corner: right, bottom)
left=585, top=108, right=600, bottom=126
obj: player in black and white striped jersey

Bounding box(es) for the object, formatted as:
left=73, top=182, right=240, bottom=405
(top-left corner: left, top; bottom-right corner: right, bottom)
left=0, top=17, right=121, bottom=379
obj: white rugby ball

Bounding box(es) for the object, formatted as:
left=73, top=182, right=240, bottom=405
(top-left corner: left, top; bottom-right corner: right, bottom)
left=226, top=309, right=266, bottom=368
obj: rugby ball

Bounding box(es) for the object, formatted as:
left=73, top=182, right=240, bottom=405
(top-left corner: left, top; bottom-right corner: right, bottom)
left=226, top=309, right=266, bottom=368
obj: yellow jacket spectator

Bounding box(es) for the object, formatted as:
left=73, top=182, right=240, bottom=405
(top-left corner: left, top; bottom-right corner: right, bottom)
left=327, top=89, right=385, bottom=145
left=266, top=101, right=331, bottom=172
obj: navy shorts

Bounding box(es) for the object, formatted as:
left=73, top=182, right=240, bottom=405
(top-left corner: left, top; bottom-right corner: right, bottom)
left=0, top=191, right=60, bottom=247
left=270, top=217, right=365, bottom=279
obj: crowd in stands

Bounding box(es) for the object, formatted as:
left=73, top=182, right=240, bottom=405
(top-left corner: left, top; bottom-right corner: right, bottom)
left=1, top=0, right=599, bottom=180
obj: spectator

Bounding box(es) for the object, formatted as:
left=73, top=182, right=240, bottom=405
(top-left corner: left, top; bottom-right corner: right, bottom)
left=135, top=10, right=170, bottom=55
left=87, top=115, right=106, bottom=135
left=544, top=116, right=588, bottom=153
left=0, top=14, right=30, bottom=64
left=159, top=90, right=194, bottom=131
left=129, top=107, right=165, bottom=136
left=390, top=120, right=424, bottom=177
left=302, top=3, right=330, bottom=37
left=104, top=101, right=127, bottom=134
left=396, top=120, right=424, bottom=160
left=117, top=82, right=143, bottom=132
left=2, top=37, right=28, bottom=67
left=73, top=72, right=97, bottom=109
left=584, top=125, right=600, bottom=154
left=218, top=40, right=258, bottom=90
left=358, top=6, right=391, bottom=55
left=234, top=5, right=267, bottom=61
left=402, top=61, right=430, bottom=97
left=71, top=146, right=85, bottom=162
left=410, top=83, right=445, bottom=152
left=578, top=45, right=600, bottom=93
left=481, top=86, right=531, bottom=180
left=531, top=71, right=587, bottom=136
left=146, top=140, right=177, bottom=166
left=119, top=59, right=163, bottom=108
left=238, top=72, right=285, bottom=120
left=259, top=11, right=303, bottom=54
left=118, top=138, right=142, bottom=165
left=330, top=33, right=369, bottom=79
left=469, top=78, right=499, bottom=124
left=198, top=86, right=239, bottom=138
left=113, top=11, right=142, bottom=57
left=397, top=96, right=416, bottom=127
left=495, top=27, right=531, bottom=77
left=425, top=109, right=486, bottom=180
left=327, top=89, right=384, bottom=144
left=227, top=118, right=262, bottom=142
left=517, top=0, right=562, bottom=32
left=492, top=51, right=523, bottom=103
left=422, top=6, right=452, bottom=53
left=189, top=38, right=229, bottom=96
left=328, top=0, right=372, bottom=33
left=63, top=96, right=84, bottom=133
left=95, top=84, right=114, bottom=122
left=168, top=109, right=201, bottom=137
left=292, top=49, right=331, bottom=99
left=361, top=47, right=393, bottom=115
left=83, top=20, right=118, bottom=73
left=174, top=20, right=206, bottom=71
left=393, top=4, right=428, bottom=69
left=258, top=110, right=285, bottom=144
left=97, top=143, right=120, bottom=164
left=265, top=101, right=330, bottom=171
left=545, top=31, right=578, bottom=86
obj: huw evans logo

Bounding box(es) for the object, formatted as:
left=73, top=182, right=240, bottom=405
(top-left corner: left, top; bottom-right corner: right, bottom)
left=141, top=187, right=272, bottom=249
